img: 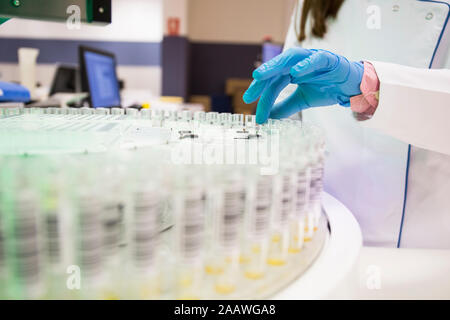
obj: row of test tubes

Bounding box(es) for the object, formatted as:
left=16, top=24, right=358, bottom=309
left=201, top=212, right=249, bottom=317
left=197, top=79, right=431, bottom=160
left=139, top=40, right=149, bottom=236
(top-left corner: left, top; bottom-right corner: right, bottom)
left=0, top=109, right=326, bottom=300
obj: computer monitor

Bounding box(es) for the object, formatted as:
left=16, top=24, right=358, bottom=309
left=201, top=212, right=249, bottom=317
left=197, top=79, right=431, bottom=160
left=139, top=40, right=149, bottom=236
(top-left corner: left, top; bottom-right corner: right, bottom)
left=49, top=64, right=80, bottom=96
left=79, top=46, right=121, bottom=108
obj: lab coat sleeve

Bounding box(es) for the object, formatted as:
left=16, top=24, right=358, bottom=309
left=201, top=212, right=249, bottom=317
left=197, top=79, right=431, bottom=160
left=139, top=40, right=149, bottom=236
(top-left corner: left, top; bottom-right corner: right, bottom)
left=362, top=61, right=450, bottom=155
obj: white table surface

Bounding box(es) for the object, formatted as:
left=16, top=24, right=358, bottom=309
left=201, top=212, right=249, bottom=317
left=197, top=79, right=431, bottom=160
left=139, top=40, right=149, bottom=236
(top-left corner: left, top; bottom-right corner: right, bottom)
left=328, top=246, right=450, bottom=299
left=273, top=193, right=450, bottom=300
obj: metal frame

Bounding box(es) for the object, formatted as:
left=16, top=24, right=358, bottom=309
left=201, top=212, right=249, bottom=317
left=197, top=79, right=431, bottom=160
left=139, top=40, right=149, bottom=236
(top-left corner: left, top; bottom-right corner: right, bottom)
left=0, top=0, right=111, bottom=25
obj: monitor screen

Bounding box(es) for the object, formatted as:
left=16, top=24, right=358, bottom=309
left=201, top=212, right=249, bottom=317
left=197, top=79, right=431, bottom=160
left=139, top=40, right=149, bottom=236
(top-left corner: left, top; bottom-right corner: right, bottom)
left=83, top=50, right=121, bottom=108
left=49, top=65, right=79, bottom=96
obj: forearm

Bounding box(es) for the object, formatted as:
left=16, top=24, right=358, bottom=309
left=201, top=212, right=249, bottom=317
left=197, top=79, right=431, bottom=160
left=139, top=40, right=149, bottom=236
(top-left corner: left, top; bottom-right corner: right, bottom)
left=358, top=61, right=450, bottom=155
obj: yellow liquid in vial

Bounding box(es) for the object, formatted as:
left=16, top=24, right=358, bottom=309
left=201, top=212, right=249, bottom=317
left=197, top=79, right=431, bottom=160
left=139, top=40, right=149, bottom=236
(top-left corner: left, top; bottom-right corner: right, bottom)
left=215, top=283, right=235, bottom=295
left=205, top=265, right=224, bottom=275
left=271, top=234, right=281, bottom=243
left=288, top=247, right=302, bottom=254
left=251, top=245, right=261, bottom=254
left=244, top=271, right=264, bottom=280
left=239, top=255, right=250, bottom=264
left=267, top=258, right=286, bottom=266
left=179, top=275, right=193, bottom=288
left=268, top=231, right=289, bottom=266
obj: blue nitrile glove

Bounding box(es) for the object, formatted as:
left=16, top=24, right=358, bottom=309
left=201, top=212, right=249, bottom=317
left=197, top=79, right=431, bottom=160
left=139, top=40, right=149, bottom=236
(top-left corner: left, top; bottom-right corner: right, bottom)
left=243, top=48, right=364, bottom=124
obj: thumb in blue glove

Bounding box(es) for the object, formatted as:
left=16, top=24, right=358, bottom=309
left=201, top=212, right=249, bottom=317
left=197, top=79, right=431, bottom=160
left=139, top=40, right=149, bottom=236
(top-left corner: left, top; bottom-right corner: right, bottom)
left=243, top=49, right=364, bottom=124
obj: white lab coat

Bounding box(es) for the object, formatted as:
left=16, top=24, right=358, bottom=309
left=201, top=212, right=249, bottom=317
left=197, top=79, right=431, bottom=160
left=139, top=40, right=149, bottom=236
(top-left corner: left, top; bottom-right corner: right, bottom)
left=283, top=0, right=450, bottom=248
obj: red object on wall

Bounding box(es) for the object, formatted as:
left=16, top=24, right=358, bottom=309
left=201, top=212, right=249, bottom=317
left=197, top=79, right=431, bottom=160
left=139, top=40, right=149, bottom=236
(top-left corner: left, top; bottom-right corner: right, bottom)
left=167, top=17, right=180, bottom=36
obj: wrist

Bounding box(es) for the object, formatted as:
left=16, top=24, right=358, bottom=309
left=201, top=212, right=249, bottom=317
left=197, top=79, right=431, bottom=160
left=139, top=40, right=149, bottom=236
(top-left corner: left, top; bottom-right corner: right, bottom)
left=350, top=61, right=380, bottom=118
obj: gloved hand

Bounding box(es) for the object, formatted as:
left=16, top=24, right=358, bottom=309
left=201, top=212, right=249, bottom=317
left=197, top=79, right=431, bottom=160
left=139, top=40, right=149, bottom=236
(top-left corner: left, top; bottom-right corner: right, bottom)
left=243, top=48, right=364, bottom=124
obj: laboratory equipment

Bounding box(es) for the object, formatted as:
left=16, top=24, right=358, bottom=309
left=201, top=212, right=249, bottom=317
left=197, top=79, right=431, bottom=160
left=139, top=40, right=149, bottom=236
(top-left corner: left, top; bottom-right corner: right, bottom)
left=0, top=0, right=111, bottom=25
left=79, top=46, right=121, bottom=109
left=0, top=108, right=343, bottom=300
left=49, top=65, right=80, bottom=96
left=0, top=81, right=30, bottom=102
left=18, top=48, right=39, bottom=99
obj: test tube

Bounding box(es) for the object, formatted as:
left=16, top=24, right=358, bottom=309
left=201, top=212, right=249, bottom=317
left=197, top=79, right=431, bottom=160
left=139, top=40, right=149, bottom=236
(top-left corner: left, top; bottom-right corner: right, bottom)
left=180, top=110, right=192, bottom=122
left=95, top=164, right=129, bottom=299
left=232, top=114, right=244, bottom=127
left=140, top=109, right=152, bottom=120
left=111, top=108, right=124, bottom=116
left=11, top=190, right=46, bottom=299
left=125, top=108, right=139, bottom=118
left=267, top=167, right=294, bottom=266
left=21, top=107, right=32, bottom=115
left=219, top=113, right=232, bottom=127
left=289, top=143, right=311, bottom=252
left=205, top=112, right=219, bottom=125
left=59, top=108, right=70, bottom=115
left=127, top=178, right=162, bottom=299
left=39, top=163, right=74, bottom=299
left=2, top=163, right=45, bottom=300
left=267, top=119, right=281, bottom=130
left=245, top=115, right=256, bottom=128
left=163, top=110, right=178, bottom=130
left=163, top=110, right=173, bottom=120
left=47, top=107, right=59, bottom=115
left=193, top=111, right=205, bottom=124
left=0, top=164, right=8, bottom=299
left=95, top=108, right=109, bottom=116
left=8, top=108, right=18, bottom=117
left=205, top=168, right=245, bottom=295
left=0, top=193, right=5, bottom=299
left=80, top=107, right=93, bottom=115
left=6, top=108, right=18, bottom=117
left=5, top=107, right=21, bottom=118
left=241, top=173, right=273, bottom=280
left=70, top=166, right=106, bottom=299
left=307, top=128, right=326, bottom=234
left=172, top=169, right=206, bottom=299
left=178, top=111, right=194, bottom=132
left=30, top=107, right=44, bottom=115
left=68, top=108, right=80, bottom=115
left=152, top=110, right=163, bottom=127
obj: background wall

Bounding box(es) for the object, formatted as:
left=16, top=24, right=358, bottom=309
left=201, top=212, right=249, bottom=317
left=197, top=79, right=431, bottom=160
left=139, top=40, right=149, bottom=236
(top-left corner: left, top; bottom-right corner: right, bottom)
left=0, top=0, right=163, bottom=95
left=188, top=0, right=295, bottom=44
left=163, top=0, right=189, bottom=37
left=0, top=0, right=297, bottom=102
left=185, top=0, right=296, bottom=101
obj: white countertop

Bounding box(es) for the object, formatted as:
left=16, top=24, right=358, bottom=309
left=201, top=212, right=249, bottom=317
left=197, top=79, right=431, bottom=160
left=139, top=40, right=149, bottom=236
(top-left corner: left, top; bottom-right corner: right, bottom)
left=329, top=246, right=450, bottom=299
left=274, top=193, right=450, bottom=300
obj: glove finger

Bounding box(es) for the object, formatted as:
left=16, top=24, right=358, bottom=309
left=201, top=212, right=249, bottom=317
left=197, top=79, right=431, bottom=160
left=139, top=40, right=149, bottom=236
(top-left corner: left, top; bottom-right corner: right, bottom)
left=255, top=75, right=291, bottom=124
left=242, top=79, right=269, bottom=104
left=269, top=87, right=310, bottom=119
left=253, top=48, right=313, bottom=81
left=290, top=50, right=335, bottom=81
